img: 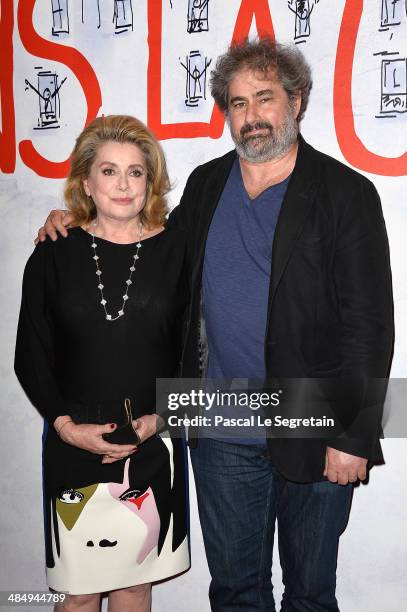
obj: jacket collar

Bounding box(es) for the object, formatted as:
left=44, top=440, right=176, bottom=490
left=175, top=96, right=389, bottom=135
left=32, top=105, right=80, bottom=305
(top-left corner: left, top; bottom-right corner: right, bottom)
left=269, top=135, right=321, bottom=303
left=191, top=149, right=236, bottom=281
left=193, top=136, right=321, bottom=292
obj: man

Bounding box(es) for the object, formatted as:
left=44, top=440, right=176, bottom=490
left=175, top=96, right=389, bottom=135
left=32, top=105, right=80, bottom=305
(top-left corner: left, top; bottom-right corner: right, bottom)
left=39, top=39, right=393, bottom=611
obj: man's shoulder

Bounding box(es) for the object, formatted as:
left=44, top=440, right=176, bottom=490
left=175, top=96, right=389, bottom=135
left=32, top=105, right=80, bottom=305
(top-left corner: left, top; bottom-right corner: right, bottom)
left=303, top=139, right=375, bottom=192
left=186, top=150, right=236, bottom=183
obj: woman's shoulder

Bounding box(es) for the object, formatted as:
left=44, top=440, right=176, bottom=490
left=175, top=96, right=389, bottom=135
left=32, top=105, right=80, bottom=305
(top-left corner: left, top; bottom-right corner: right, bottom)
left=25, top=227, right=85, bottom=270
left=158, top=225, right=188, bottom=244
left=36, top=227, right=86, bottom=252
left=152, top=227, right=189, bottom=258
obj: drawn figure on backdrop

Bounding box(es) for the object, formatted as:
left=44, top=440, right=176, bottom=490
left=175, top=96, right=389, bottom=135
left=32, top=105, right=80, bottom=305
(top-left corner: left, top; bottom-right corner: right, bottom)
left=288, top=0, right=321, bottom=42
left=24, top=70, right=67, bottom=129
left=113, top=0, right=134, bottom=33
left=180, top=51, right=212, bottom=107
left=187, top=0, right=209, bottom=33
left=51, top=0, right=70, bottom=36
left=380, top=0, right=406, bottom=27
left=81, top=0, right=101, bottom=28
left=380, top=57, right=407, bottom=114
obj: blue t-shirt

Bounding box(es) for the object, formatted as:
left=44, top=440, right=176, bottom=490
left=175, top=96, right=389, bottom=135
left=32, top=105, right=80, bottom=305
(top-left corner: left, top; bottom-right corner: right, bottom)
left=201, top=159, right=289, bottom=443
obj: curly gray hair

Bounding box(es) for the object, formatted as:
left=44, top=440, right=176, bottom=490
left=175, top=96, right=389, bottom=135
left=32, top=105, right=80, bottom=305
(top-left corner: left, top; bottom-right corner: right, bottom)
left=210, top=38, right=313, bottom=123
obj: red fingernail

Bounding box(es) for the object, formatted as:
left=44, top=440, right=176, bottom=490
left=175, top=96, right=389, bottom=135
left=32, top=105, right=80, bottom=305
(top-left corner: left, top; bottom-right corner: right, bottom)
left=110, top=423, right=115, bottom=429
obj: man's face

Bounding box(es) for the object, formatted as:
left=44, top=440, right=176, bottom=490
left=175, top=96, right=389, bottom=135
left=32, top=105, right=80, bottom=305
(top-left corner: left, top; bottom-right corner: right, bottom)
left=227, top=69, right=301, bottom=163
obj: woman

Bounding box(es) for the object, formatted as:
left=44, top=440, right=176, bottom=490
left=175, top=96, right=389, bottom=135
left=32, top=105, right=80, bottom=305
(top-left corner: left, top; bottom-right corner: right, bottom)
left=15, top=115, right=190, bottom=611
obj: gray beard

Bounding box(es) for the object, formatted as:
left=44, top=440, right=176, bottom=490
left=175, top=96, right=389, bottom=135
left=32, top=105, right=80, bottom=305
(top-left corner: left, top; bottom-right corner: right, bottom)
left=231, top=113, right=299, bottom=163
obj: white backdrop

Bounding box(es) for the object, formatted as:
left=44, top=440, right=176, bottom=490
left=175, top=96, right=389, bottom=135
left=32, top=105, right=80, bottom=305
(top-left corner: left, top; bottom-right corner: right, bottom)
left=1, top=1, right=407, bottom=610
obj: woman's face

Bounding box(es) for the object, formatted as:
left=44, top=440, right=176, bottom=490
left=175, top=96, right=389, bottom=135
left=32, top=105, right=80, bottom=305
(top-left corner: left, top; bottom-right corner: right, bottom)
left=83, top=141, right=148, bottom=224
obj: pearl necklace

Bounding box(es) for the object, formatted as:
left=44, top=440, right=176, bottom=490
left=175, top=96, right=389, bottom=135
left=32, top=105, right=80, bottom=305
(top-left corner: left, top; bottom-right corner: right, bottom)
left=90, top=221, right=143, bottom=322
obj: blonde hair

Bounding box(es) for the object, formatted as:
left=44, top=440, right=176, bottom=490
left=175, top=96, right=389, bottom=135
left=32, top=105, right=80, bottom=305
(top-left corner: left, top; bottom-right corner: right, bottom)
left=64, top=115, right=170, bottom=227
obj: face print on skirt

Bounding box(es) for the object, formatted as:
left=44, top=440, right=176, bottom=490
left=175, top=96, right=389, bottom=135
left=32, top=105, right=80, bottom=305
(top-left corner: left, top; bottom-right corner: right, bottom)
left=46, top=437, right=189, bottom=593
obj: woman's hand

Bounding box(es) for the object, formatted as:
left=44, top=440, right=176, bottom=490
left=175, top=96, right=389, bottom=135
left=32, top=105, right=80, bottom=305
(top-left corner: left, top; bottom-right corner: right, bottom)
left=36, top=209, right=74, bottom=244
left=100, top=414, right=161, bottom=464
left=54, top=418, right=138, bottom=463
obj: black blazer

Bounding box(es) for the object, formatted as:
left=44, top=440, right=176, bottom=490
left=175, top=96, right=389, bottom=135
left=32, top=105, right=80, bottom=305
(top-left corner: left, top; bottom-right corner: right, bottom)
left=167, top=136, right=394, bottom=483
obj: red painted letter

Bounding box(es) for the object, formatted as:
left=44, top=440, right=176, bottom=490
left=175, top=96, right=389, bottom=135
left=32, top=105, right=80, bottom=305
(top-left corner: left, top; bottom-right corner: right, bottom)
left=334, top=0, right=407, bottom=176
left=17, top=0, right=102, bottom=178
left=0, top=0, right=16, bottom=174
left=147, top=0, right=275, bottom=140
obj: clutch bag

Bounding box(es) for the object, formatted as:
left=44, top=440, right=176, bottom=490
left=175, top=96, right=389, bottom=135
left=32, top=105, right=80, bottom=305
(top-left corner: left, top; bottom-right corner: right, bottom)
left=102, top=398, right=140, bottom=445
left=70, top=398, right=140, bottom=445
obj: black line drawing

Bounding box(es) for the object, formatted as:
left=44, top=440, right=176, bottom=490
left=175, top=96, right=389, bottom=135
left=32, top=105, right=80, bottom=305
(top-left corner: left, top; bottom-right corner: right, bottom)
left=25, top=69, right=67, bottom=130
left=380, top=0, right=406, bottom=29
left=169, top=0, right=173, bottom=8
left=187, top=0, right=209, bottom=34
left=373, top=50, right=401, bottom=56
left=379, top=58, right=407, bottom=115
left=288, top=0, right=321, bottom=43
left=51, top=0, right=69, bottom=36
left=113, top=0, right=133, bottom=34
left=81, top=0, right=101, bottom=29
left=180, top=51, right=212, bottom=107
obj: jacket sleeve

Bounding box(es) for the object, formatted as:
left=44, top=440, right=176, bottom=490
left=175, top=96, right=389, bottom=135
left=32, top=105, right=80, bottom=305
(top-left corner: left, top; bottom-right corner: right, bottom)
left=14, top=242, right=68, bottom=425
left=166, top=166, right=201, bottom=232
left=328, top=178, right=394, bottom=458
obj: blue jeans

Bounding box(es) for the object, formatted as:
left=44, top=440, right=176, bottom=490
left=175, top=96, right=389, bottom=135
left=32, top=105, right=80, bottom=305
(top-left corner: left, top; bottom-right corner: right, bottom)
left=190, top=439, right=353, bottom=612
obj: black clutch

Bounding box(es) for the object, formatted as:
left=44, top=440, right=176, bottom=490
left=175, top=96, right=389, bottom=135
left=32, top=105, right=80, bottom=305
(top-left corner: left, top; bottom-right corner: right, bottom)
left=102, top=398, right=140, bottom=445
left=70, top=398, right=140, bottom=445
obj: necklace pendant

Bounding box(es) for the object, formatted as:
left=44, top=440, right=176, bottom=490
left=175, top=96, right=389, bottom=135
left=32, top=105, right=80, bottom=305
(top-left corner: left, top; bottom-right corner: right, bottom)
left=91, top=223, right=143, bottom=323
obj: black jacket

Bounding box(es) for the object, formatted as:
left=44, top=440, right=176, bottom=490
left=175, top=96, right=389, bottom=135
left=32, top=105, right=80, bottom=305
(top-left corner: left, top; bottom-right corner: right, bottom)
left=167, top=136, right=394, bottom=482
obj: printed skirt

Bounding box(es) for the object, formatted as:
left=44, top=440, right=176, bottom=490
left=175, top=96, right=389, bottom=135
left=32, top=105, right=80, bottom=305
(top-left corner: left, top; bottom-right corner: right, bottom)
left=44, top=435, right=190, bottom=595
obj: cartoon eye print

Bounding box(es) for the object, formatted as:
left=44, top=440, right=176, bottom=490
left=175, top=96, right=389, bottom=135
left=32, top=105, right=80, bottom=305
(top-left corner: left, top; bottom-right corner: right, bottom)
left=56, top=483, right=98, bottom=531
left=119, top=489, right=150, bottom=510
left=58, top=489, right=84, bottom=504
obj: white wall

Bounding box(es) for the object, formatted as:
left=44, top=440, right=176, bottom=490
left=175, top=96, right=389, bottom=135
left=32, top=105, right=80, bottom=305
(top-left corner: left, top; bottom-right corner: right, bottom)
left=1, top=1, right=406, bottom=610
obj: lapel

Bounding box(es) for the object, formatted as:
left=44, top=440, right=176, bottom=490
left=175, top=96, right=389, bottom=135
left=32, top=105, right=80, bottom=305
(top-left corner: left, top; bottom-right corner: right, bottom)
left=192, top=149, right=237, bottom=283
left=269, top=135, right=321, bottom=304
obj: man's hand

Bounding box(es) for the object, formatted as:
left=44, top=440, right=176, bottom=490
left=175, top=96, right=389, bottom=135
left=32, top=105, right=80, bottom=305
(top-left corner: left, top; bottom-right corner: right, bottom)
left=36, top=209, right=74, bottom=243
left=323, top=447, right=367, bottom=485
left=133, top=414, right=161, bottom=443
